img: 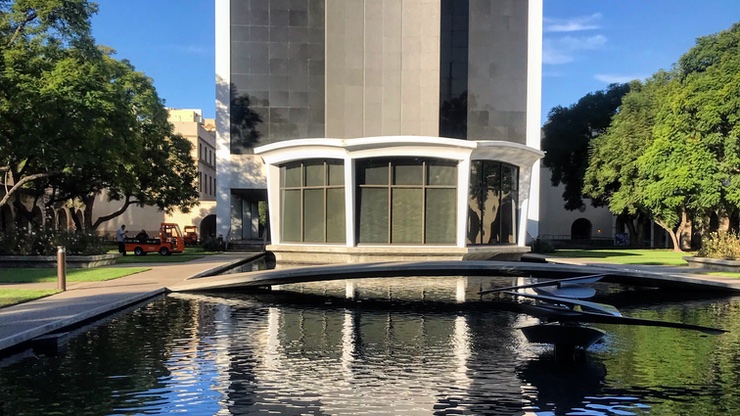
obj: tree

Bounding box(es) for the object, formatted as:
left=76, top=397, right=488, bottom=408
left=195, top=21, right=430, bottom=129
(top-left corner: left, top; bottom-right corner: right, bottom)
left=1, top=0, right=199, bottom=230
left=541, top=83, right=630, bottom=210
left=635, top=23, right=740, bottom=251
left=0, top=0, right=98, bottom=209
left=583, top=73, right=672, bottom=246
left=37, top=52, right=200, bottom=230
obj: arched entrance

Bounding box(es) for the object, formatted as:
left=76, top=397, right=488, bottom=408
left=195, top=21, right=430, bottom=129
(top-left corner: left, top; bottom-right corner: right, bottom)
left=571, top=218, right=592, bottom=240
left=200, top=214, right=216, bottom=240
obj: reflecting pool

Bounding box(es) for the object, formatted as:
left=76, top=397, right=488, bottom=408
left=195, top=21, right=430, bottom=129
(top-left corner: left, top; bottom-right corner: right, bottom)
left=1, top=278, right=740, bottom=415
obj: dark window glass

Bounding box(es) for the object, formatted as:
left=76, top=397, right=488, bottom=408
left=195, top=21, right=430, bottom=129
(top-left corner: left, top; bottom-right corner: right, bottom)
left=439, top=0, right=469, bottom=139
left=467, top=160, right=519, bottom=245
left=393, top=162, right=423, bottom=186
left=391, top=189, right=423, bottom=243
left=282, top=189, right=301, bottom=242
left=283, top=163, right=302, bottom=187
left=357, top=158, right=457, bottom=245
left=426, top=188, right=457, bottom=243
left=358, top=188, right=388, bottom=244
left=230, top=0, right=326, bottom=153
left=279, top=159, right=345, bottom=243
left=305, top=162, right=324, bottom=186
left=303, top=189, right=324, bottom=241
left=326, top=188, right=346, bottom=243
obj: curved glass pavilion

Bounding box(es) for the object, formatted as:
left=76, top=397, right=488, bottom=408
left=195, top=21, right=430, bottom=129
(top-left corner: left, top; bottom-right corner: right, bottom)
left=215, top=0, right=543, bottom=263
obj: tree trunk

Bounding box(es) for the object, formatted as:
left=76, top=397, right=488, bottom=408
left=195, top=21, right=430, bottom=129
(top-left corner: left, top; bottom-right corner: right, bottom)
left=654, top=217, right=683, bottom=252
left=678, top=212, right=692, bottom=251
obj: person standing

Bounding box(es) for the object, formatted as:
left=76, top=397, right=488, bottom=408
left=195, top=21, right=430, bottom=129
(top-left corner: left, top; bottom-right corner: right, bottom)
left=117, top=224, right=128, bottom=255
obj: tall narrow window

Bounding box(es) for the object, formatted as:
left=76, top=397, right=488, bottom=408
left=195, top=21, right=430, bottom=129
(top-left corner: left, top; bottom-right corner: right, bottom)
left=467, top=161, right=518, bottom=245
left=280, top=159, right=345, bottom=243
left=357, top=158, right=457, bottom=245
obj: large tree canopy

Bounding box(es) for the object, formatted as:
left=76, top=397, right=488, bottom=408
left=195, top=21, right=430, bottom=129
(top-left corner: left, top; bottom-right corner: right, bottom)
left=581, top=22, right=740, bottom=251
left=0, top=0, right=199, bottom=230
left=635, top=22, right=740, bottom=250
left=583, top=73, right=672, bottom=245
left=541, top=83, right=630, bottom=210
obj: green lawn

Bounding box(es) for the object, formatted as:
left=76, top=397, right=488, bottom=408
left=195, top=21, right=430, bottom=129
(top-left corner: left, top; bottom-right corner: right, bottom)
left=0, top=289, right=59, bottom=308
left=0, top=267, right=149, bottom=284
left=548, top=249, right=694, bottom=266
left=0, top=267, right=149, bottom=308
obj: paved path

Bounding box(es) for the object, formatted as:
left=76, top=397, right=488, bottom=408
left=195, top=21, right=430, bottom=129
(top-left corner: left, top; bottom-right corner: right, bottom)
left=0, top=253, right=249, bottom=354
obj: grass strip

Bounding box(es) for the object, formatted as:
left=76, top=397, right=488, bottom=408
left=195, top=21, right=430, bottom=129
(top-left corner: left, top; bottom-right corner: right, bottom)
left=548, top=249, right=693, bottom=266
left=0, top=289, right=59, bottom=308
left=0, top=267, right=149, bottom=284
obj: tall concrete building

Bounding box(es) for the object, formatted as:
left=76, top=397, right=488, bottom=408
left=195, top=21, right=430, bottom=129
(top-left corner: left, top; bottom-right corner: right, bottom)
left=215, top=0, right=543, bottom=262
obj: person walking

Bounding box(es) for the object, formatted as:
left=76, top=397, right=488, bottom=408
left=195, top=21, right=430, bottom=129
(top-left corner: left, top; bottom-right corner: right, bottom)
left=117, top=225, right=128, bottom=255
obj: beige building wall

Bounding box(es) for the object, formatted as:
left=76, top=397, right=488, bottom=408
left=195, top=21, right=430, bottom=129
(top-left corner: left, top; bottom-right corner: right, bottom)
left=92, top=109, right=217, bottom=237
left=325, top=0, right=441, bottom=138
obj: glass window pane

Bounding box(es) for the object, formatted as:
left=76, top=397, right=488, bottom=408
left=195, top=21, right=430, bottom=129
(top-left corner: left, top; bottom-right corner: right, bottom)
left=358, top=188, right=388, bottom=243
left=284, top=163, right=302, bottom=187
left=428, top=162, right=457, bottom=186
left=328, top=162, right=344, bottom=186
left=425, top=189, right=456, bottom=243
left=361, top=162, right=389, bottom=185
left=303, top=189, right=324, bottom=242
left=484, top=163, right=501, bottom=189
left=501, top=164, right=518, bottom=191
left=500, top=193, right=517, bottom=244
left=391, top=188, right=423, bottom=243
left=393, top=162, right=423, bottom=185
left=480, top=189, right=500, bottom=244
left=326, top=188, right=346, bottom=243
left=282, top=189, right=301, bottom=241
left=305, top=162, right=324, bottom=186
left=467, top=195, right=484, bottom=245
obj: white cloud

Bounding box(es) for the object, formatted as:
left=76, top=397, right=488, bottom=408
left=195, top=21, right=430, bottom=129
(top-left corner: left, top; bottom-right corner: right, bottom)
left=543, top=35, right=607, bottom=65
left=594, top=74, right=645, bottom=84
left=544, top=13, right=602, bottom=33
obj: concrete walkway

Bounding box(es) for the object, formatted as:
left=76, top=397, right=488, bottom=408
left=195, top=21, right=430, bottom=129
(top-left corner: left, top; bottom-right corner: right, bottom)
left=0, top=253, right=249, bottom=354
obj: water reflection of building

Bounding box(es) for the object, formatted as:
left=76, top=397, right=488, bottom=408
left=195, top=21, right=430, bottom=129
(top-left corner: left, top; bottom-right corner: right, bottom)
left=212, top=299, right=525, bottom=414
left=215, top=0, right=544, bottom=262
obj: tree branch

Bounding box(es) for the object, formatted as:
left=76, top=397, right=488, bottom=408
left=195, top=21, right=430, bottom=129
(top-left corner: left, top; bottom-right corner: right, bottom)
left=0, top=172, right=51, bottom=207
left=6, top=9, right=37, bottom=47
left=91, top=195, right=133, bottom=230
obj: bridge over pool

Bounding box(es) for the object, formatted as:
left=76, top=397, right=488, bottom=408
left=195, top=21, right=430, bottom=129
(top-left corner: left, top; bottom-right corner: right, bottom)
left=168, top=260, right=740, bottom=294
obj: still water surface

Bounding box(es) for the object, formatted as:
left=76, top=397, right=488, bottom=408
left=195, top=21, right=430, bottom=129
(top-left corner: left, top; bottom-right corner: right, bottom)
left=1, top=278, right=740, bottom=415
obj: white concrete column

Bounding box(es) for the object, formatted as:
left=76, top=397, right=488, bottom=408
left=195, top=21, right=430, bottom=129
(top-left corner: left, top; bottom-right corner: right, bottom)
left=344, top=156, right=356, bottom=247
left=456, top=159, right=471, bottom=247
left=525, top=0, right=543, bottom=242
left=215, top=0, right=231, bottom=240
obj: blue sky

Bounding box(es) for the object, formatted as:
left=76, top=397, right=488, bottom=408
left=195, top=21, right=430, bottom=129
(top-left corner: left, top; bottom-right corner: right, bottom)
left=92, top=1, right=740, bottom=123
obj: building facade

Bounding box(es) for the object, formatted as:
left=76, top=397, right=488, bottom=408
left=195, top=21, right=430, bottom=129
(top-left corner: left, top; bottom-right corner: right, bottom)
left=92, top=109, right=218, bottom=239
left=215, top=0, right=543, bottom=262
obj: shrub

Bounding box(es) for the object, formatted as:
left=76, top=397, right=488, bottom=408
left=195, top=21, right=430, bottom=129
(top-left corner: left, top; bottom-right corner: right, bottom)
left=530, top=237, right=555, bottom=254
left=0, top=226, right=108, bottom=256
left=201, top=235, right=225, bottom=252
left=697, top=231, right=740, bottom=260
